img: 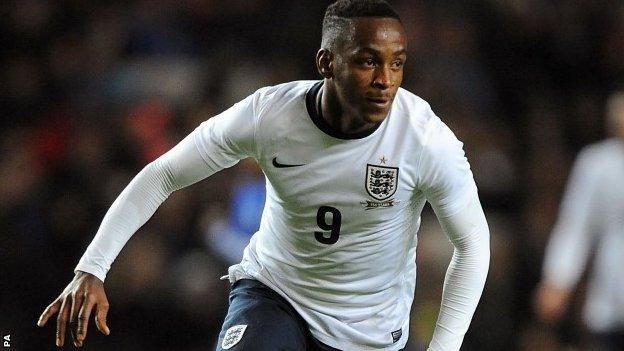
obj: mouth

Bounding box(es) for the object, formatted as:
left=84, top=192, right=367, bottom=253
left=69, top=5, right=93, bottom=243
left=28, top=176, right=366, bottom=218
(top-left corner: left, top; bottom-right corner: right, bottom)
left=365, top=97, right=391, bottom=109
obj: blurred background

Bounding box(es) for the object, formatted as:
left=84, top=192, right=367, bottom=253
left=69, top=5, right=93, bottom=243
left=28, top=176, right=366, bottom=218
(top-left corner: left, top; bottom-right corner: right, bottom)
left=1, top=0, right=623, bottom=350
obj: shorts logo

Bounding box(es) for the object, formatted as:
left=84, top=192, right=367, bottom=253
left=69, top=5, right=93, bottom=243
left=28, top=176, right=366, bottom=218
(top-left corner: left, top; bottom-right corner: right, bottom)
left=222, top=324, right=247, bottom=349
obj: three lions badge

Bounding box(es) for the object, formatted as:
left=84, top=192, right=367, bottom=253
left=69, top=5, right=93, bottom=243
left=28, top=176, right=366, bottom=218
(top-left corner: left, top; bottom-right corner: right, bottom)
left=361, top=164, right=399, bottom=210
left=222, top=324, right=247, bottom=349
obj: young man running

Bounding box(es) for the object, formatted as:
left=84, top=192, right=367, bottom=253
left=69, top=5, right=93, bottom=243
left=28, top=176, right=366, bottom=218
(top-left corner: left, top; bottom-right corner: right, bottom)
left=38, top=1, right=490, bottom=350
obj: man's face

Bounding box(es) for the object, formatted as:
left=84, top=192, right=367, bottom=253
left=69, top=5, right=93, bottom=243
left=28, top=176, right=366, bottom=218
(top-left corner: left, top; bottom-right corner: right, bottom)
left=332, top=17, right=407, bottom=123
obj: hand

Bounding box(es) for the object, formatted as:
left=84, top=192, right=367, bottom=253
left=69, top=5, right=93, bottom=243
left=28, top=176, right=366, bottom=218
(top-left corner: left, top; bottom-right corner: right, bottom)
left=37, top=271, right=111, bottom=347
left=533, top=282, right=571, bottom=324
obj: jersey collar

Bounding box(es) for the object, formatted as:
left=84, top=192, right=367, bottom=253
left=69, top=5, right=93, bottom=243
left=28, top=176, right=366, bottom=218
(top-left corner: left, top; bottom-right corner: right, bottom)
left=305, top=80, right=384, bottom=140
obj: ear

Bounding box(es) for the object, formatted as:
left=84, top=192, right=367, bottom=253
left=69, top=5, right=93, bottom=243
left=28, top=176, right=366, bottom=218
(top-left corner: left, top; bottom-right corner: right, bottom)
left=316, top=49, right=334, bottom=79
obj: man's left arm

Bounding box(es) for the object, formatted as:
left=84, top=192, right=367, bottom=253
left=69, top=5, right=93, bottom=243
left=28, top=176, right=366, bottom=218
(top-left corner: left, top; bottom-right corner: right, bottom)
left=428, top=192, right=490, bottom=351
left=417, top=114, right=490, bottom=350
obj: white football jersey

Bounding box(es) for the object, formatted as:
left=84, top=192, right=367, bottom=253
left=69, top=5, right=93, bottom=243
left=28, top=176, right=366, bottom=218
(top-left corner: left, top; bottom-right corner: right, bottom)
left=193, top=80, right=478, bottom=350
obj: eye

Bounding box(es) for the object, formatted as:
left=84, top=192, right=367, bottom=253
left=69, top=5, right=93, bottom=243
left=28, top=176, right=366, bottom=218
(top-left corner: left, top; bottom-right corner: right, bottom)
left=391, top=60, right=404, bottom=69
left=363, top=58, right=376, bottom=67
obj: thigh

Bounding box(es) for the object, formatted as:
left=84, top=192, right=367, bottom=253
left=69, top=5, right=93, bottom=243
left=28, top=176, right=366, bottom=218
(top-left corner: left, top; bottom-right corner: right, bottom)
left=216, top=279, right=309, bottom=351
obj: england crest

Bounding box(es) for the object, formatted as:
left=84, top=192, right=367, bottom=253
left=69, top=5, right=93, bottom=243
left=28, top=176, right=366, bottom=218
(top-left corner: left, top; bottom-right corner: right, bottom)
left=222, top=324, right=247, bottom=349
left=365, top=164, right=399, bottom=201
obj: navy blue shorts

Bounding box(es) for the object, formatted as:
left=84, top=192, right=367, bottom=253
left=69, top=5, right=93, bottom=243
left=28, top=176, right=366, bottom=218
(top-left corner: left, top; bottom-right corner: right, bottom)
left=215, top=279, right=340, bottom=351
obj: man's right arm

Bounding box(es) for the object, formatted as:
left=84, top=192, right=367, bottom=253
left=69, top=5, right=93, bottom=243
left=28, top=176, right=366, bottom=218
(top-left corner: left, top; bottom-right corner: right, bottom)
left=37, top=90, right=261, bottom=347
left=36, top=130, right=221, bottom=347
left=74, top=132, right=217, bottom=281
left=76, top=89, right=260, bottom=280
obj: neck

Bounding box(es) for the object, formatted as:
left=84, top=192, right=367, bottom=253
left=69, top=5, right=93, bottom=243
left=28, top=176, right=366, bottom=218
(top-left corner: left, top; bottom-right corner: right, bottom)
left=319, top=80, right=378, bottom=135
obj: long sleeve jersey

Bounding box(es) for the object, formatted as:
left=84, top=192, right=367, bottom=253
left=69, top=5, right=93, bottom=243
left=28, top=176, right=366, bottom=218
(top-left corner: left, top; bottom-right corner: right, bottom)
left=76, top=80, right=490, bottom=350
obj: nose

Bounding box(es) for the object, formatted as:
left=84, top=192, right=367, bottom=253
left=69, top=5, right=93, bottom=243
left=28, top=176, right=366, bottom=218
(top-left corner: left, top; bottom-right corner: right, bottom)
left=372, top=66, right=392, bottom=90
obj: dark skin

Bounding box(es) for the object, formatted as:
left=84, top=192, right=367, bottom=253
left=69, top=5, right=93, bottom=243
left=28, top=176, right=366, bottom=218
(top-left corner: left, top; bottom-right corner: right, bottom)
left=37, top=271, right=110, bottom=347
left=316, top=17, right=407, bottom=135
left=37, top=16, right=407, bottom=349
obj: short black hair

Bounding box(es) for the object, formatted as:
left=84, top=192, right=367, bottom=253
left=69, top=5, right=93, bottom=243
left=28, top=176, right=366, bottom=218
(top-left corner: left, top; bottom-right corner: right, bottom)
left=321, top=0, right=401, bottom=51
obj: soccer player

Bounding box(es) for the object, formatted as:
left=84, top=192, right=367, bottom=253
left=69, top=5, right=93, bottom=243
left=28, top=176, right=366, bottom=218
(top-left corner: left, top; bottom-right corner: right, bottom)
left=37, top=1, right=490, bottom=350
left=534, top=91, right=624, bottom=350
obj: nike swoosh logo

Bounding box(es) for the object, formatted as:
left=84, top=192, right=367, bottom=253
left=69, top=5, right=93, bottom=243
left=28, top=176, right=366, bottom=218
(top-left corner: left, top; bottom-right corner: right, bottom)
left=272, top=157, right=305, bottom=168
